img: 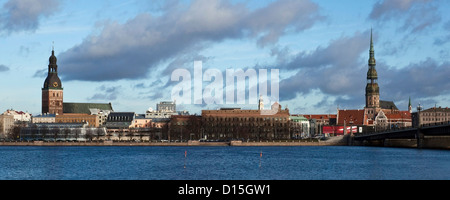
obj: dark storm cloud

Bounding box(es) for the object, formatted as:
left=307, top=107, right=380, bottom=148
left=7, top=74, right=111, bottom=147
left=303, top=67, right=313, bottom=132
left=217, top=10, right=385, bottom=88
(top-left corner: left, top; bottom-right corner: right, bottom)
left=368, top=0, right=440, bottom=33
left=279, top=30, right=370, bottom=101
left=380, top=58, right=450, bottom=100
left=0, top=64, right=10, bottom=72
left=58, top=0, right=323, bottom=82
left=278, top=30, right=450, bottom=110
left=0, top=0, right=60, bottom=34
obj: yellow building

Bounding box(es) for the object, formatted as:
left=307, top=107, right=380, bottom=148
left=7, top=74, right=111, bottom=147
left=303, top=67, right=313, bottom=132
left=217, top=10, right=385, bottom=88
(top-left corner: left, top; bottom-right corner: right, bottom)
left=55, top=113, right=99, bottom=127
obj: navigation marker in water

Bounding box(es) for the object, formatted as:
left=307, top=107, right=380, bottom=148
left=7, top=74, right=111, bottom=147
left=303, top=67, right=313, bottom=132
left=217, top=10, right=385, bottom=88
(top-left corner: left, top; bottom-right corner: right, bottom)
left=184, top=150, right=187, bottom=169
left=259, top=150, right=262, bottom=168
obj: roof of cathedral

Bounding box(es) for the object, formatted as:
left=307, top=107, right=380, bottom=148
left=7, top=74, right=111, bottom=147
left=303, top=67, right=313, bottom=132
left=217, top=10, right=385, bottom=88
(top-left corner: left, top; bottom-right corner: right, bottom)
left=380, top=100, right=398, bottom=110
left=63, top=102, right=113, bottom=114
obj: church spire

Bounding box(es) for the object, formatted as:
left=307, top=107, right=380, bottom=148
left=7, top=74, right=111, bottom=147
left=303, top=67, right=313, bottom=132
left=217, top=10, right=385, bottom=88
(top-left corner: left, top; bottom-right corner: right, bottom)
left=49, top=44, right=58, bottom=73
left=365, top=28, right=380, bottom=109
left=367, top=29, right=378, bottom=81
left=369, top=28, right=376, bottom=67
left=408, top=97, right=412, bottom=113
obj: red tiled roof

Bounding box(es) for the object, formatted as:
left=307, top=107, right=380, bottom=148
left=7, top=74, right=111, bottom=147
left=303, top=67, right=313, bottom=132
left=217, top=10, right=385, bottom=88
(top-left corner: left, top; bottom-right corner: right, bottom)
left=303, top=114, right=337, bottom=120
left=337, top=110, right=365, bottom=125
left=385, top=111, right=411, bottom=120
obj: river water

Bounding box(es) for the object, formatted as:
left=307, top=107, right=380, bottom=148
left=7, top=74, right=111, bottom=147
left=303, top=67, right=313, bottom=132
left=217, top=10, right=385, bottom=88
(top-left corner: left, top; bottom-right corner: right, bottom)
left=0, top=146, right=448, bottom=180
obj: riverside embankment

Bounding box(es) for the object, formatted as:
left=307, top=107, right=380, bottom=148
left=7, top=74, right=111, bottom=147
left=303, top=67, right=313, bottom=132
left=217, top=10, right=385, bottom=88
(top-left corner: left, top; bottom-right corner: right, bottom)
left=0, top=136, right=348, bottom=147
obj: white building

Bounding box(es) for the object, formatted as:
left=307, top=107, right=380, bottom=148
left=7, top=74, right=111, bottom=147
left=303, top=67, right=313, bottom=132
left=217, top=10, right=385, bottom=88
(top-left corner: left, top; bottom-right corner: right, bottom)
left=3, top=109, right=32, bottom=122
left=145, top=101, right=189, bottom=119
left=31, top=113, right=56, bottom=124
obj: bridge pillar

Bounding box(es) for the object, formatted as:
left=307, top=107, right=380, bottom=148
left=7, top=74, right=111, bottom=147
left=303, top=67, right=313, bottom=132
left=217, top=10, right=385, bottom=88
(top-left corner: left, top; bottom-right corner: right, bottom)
left=416, top=129, right=424, bottom=149
left=346, top=134, right=354, bottom=146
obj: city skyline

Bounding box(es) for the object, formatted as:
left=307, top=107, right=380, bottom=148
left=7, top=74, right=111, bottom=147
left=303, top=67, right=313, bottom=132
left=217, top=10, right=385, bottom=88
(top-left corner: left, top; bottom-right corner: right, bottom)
left=1, top=0, right=450, bottom=115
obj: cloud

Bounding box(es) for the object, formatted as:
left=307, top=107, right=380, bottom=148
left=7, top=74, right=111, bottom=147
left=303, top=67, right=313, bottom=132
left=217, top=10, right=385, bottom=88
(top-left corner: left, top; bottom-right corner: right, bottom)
left=0, top=64, right=10, bottom=72
left=58, top=0, right=323, bottom=82
left=434, top=20, right=450, bottom=46
left=0, top=0, right=60, bottom=34
left=380, top=58, right=450, bottom=101
left=277, top=27, right=450, bottom=110
left=279, top=30, right=370, bottom=101
left=368, top=0, right=440, bottom=33
left=88, top=85, right=121, bottom=101
left=33, top=68, right=47, bottom=78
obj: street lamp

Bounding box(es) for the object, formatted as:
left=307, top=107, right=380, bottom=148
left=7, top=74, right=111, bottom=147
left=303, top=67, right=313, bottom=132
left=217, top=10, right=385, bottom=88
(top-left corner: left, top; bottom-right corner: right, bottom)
left=417, top=103, right=423, bottom=127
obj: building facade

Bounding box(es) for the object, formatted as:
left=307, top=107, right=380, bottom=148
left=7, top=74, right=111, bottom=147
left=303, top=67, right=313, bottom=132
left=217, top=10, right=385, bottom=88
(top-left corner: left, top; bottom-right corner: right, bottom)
left=133, top=114, right=153, bottom=128
left=169, top=115, right=202, bottom=141
left=32, top=113, right=56, bottom=124
left=201, top=103, right=290, bottom=140
left=2, top=109, right=32, bottom=122
left=146, top=101, right=188, bottom=119
left=106, top=112, right=135, bottom=129
left=157, top=101, right=176, bottom=112
left=290, top=115, right=310, bottom=139
left=0, top=114, right=15, bottom=136
left=303, top=114, right=337, bottom=136
left=412, top=107, right=449, bottom=127
left=42, top=49, right=63, bottom=115
left=55, top=113, right=99, bottom=127
left=63, top=102, right=113, bottom=127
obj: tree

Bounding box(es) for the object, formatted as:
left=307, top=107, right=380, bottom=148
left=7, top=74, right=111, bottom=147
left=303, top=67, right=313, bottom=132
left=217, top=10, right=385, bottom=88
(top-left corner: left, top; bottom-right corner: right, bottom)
left=41, top=126, right=49, bottom=141
left=86, top=128, right=94, bottom=142
left=96, top=128, right=103, bottom=142
left=8, top=124, right=22, bottom=141
left=74, top=128, right=81, bottom=142
left=63, top=128, right=70, bottom=141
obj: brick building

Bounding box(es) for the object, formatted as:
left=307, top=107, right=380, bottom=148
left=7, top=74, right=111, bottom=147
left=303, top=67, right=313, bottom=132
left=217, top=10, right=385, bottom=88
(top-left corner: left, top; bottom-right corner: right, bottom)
left=201, top=102, right=290, bottom=141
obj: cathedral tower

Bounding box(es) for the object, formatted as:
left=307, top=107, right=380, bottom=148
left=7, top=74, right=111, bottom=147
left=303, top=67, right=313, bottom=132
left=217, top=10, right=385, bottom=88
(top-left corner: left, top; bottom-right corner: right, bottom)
left=42, top=48, right=63, bottom=115
left=364, top=29, right=380, bottom=120
left=365, top=29, right=380, bottom=109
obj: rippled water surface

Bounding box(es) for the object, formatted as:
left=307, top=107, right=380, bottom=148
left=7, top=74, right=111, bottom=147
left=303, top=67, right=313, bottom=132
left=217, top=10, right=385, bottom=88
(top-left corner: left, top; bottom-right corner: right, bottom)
left=0, top=146, right=448, bottom=180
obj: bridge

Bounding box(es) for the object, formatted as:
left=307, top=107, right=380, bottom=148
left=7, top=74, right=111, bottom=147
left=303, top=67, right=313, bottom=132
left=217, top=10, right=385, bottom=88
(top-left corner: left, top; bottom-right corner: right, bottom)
left=353, top=122, right=450, bottom=149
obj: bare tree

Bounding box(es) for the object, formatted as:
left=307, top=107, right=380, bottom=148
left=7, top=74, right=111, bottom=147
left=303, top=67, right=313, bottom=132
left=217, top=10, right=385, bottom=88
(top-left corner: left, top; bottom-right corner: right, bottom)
left=96, top=128, right=103, bottom=142
left=63, top=128, right=70, bottom=141
left=8, top=124, right=22, bottom=141
left=86, top=128, right=94, bottom=142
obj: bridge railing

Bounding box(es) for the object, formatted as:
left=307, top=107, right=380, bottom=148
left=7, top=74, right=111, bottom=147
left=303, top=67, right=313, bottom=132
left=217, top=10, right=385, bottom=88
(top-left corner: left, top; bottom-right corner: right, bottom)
left=355, top=126, right=416, bottom=137
left=419, top=121, right=450, bottom=128
left=355, top=121, right=450, bottom=137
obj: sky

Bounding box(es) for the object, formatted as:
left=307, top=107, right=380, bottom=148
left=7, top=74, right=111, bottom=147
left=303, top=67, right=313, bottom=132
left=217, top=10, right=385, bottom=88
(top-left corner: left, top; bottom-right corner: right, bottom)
left=0, top=0, right=449, bottom=116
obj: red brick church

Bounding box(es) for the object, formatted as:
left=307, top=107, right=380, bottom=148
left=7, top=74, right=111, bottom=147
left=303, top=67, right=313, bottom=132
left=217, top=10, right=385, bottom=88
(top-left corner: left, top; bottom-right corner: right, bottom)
left=337, top=30, right=412, bottom=131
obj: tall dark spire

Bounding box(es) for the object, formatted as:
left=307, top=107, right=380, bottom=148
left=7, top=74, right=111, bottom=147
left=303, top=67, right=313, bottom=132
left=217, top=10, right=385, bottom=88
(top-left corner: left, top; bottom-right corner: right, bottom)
left=369, top=28, right=376, bottom=67
left=365, top=29, right=380, bottom=108
left=367, top=29, right=378, bottom=81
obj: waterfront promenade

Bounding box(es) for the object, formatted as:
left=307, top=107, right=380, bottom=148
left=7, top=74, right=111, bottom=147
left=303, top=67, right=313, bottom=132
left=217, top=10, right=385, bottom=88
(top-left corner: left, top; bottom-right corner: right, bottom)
left=0, top=136, right=347, bottom=147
